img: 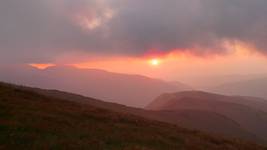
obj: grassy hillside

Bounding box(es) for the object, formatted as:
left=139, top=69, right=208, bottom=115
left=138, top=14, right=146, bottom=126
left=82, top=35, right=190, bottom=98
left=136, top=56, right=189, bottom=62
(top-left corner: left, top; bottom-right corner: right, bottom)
left=0, top=83, right=265, bottom=150
left=32, top=87, right=260, bottom=142
left=146, top=91, right=267, bottom=143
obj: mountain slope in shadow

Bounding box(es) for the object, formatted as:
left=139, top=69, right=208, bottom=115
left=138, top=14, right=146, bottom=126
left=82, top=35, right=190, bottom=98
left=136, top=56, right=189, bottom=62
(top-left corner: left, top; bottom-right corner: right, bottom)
left=146, top=91, right=267, bottom=143
left=14, top=83, right=265, bottom=144
left=0, top=82, right=265, bottom=150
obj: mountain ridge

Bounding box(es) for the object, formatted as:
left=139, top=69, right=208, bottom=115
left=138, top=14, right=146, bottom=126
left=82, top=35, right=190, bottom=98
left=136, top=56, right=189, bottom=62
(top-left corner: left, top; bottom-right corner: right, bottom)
left=146, top=91, right=267, bottom=143
left=4, top=82, right=264, bottom=144
left=0, top=65, right=190, bottom=107
left=0, top=82, right=266, bottom=149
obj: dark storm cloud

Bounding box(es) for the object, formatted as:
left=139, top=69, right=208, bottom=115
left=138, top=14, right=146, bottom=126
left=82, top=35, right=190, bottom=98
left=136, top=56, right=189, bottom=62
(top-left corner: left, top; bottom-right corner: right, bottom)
left=109, top=0, right=267, bottom=53
left=1, top=0, right=267, bottom=63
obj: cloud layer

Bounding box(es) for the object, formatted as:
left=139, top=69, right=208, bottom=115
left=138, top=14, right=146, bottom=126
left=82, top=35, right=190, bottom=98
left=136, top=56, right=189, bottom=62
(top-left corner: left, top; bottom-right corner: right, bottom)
left=1, top=0, right=267, bottom=63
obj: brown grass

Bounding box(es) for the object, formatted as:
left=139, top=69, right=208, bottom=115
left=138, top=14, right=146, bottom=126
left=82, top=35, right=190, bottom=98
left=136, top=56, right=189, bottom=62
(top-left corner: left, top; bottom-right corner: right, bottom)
left=0, top=83, right=266, bottom=150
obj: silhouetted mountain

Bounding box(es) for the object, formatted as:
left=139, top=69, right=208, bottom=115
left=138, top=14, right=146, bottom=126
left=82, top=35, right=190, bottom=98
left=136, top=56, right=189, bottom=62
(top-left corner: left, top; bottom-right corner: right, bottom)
left=212, top=77, right=267, bottom=100
left=0, top=65, right=190, bottom=107
left=185, top=74, right=265, bottom=89
left=146, top=91, right=267, bottom=143
left=0, top=82, right=265, bottom=150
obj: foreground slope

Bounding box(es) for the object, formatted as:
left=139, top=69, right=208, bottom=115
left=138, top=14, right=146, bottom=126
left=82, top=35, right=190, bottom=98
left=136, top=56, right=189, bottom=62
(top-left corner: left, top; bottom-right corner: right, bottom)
left=27, top=85, right=262, bottom=143
left=0, top=83, right=265, bottom=150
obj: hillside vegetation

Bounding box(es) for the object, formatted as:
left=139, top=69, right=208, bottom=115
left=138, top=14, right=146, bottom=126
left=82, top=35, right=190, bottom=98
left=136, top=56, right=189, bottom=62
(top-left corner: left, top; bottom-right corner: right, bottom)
left=0, top=83, right=265, bottom=150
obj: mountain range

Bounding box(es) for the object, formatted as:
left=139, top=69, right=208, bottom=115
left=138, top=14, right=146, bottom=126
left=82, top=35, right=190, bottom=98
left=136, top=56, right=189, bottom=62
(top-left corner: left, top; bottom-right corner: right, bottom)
left=1, top=65, right=267, bottom=146
left=0, top=65, right=190, bottom=107
left=212, top=77, right=267, bottom=100
left=147, top=91, right=267, bottom=143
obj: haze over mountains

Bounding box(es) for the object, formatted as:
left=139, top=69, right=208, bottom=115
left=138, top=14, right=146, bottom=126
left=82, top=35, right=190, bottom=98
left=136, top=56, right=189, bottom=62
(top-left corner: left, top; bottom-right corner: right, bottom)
left=2, top=0, right=267, bottom=149
left=1, top=64, right=267, bottom=145
left=172, top=73, right=267, bottom=100
left=182, top=74, right=265, bottom=89
left=0, top=65, right=190, bottom=107
left=212, top=77, right=267, bottom=100
left=1, top=64, right=267, bottom=106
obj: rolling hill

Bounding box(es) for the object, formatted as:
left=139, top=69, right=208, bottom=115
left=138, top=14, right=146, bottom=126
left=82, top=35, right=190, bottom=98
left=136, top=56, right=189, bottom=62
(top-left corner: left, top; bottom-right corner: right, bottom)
left=0, top=82, right=265, bottom=150
left=21, top=83, right=265, bottom=144
left=146, top=91, right=267, bottom=143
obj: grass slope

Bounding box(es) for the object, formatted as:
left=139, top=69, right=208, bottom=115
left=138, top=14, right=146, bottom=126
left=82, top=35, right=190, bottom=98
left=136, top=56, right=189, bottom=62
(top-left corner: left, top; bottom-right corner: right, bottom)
left=0, top=83, right=265, bottom=150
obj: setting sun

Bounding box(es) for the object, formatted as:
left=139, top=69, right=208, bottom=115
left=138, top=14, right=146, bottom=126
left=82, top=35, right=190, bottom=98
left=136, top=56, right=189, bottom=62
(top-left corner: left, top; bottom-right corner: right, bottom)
left=149, top=58, right=161, bottom=66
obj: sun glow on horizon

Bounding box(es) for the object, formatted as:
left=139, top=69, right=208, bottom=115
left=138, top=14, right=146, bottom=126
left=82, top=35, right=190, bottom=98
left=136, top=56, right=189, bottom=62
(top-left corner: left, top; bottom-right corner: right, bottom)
left=61, top=41, right=267, bottom=82
left=149, top=58, right=161, bottom=66
left=29, top=63, right=56, bottom=70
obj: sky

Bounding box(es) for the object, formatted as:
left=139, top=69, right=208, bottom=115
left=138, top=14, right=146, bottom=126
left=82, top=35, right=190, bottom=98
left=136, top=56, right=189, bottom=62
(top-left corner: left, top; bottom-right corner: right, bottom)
left=1, top=0, right=267, bottom=82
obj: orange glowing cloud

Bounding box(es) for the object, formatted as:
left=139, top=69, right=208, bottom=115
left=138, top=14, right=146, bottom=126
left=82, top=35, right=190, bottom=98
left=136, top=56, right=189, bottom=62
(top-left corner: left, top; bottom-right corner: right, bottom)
left=70, top=50, right=191, bottom=79
left=68, top=41, right=267, bottom=81
left=71, top=51, right=175, bottom=70
left=29, top=63, right=56, bottom=70
left=40, top=39, right=265, bottom=84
